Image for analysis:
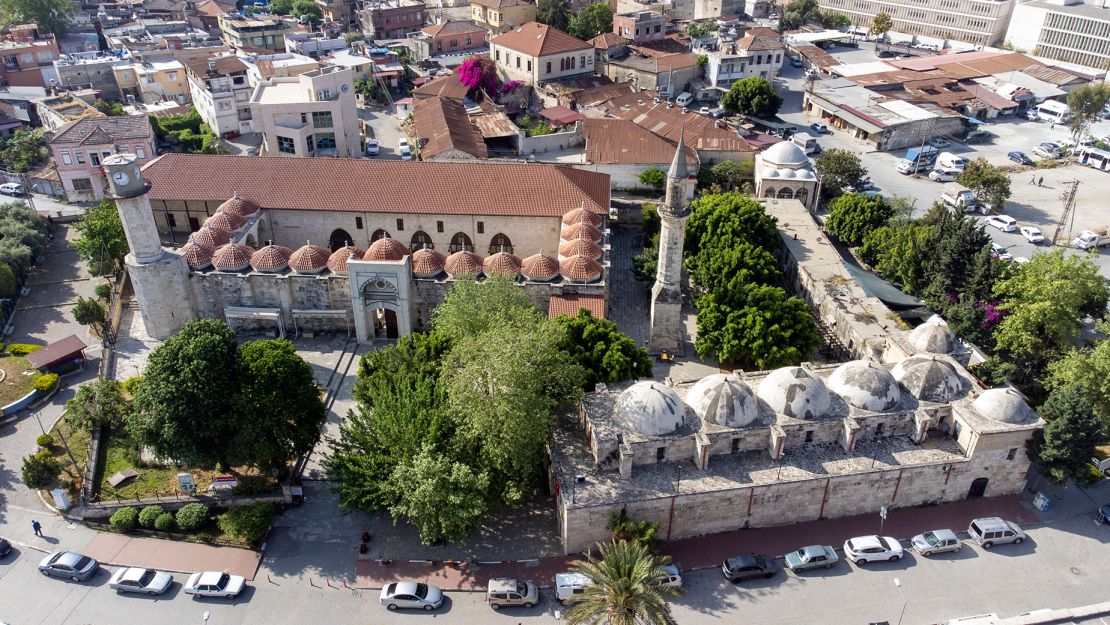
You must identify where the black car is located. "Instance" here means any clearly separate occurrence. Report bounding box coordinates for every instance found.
[1008,151,1034,166]
[722,554,778,582]
[0,538,9,557]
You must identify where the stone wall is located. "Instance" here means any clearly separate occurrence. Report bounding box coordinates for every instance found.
[519,122,584,155]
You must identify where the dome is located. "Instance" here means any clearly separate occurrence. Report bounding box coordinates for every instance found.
[205,211,246,232]
[779,168,797,179]
[189,225,232,249]
[760,167,779,179]
[909,316,957,354]
[483,251,522,277]
[558,238,603,260]
[211,243,255,272]
[444,250,483,277]
[249,244,292,273]
[972,387,1038,425]
[616,381,686,436]
[892,356,965,403]
[795,169,816,180]
[218,193,260,217]
[411,248,446,277]
[560,254,602,282]
[521,252,560,281]
[288,243,330,273]
[326,245,366,273]
[687,373,758,428]
[761,141,809,166]
[828,360,900,412]
[181,240,214,270]
[560,222,602,243]
[562,205,603,227]
[757,366,831,420]
[364,237,411,261]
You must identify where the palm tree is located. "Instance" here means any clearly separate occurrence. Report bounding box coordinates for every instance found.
[565,539,683,625]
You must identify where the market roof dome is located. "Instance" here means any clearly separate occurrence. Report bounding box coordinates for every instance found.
[364,236,411,261]
[289,243,330,273]
[483,251,522,277]
[761,141,809,166]
[560,254,602,283]
[249,244,292,273]
[559,238,603,260]
[562,204,603,227]
[218,192,260,217]
[205,211,246,232]
[828,360,900,412]
[444,250,483,277]
[891,356,965,403]
[189,225,232,249]
[909,316,957,354]
[687,373,758,428]
[326,245,365,273]
[616,381,686,436]
[182,240,214,270]
[211,243,254,272]
[757,366,831,420]
[972,387,1038,425]
[560,222,602,243]
[411,248,446,277]
[521,252,560,281]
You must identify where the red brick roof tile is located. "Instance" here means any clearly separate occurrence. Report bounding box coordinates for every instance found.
[559,254,602,282]
[558,238,602,260]
[548,293,606,319]
[521,252,559,281]
[212,243,255,272]
[182,240,214,269]
[364,237,411,261]
[412,248,446,277]
[218,193,261,217]
[249,244,292,272]
[560,222,602,242]
[189,225,232,248]
[445,250,483,276]
[562,204,603,227]
[206,211,246,232]
[482,251,522,277]
[491,22,590,57]
[326,245,366,273]
[289,243,330,273]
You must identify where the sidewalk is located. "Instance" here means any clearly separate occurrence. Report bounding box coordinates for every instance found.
[78,532,261,579]
[355,494,1034,591]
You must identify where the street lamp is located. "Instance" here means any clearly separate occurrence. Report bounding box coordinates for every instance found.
[893,578,907,625]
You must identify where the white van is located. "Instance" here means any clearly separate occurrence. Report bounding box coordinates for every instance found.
[675,92,694,107]
[1035,100,1071,124]
[554,572,593,604]
[937,151,968,170]
[791,132,818,155]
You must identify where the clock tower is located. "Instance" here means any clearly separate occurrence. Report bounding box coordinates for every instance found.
[103,153,196,339]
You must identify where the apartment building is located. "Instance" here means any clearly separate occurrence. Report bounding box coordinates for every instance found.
[490,22,593,84]
[358,0,426,40]
[700,27,784,91]
[218,13,296,51]
[612,11,666,43]
[113,59,191,105]
[48,116,156,201]
[818,0,1016,47]
[669,0,743,21]
[249,66,360,158]
[52,54,130,100]
[284,31,348,59]
[315,0,357,27]
[0,24,60,88]
[183,54,253,135]
[410,21,489,60]
[1006,0,1110,71]
[34,92,104,133]
[470,0,537,34]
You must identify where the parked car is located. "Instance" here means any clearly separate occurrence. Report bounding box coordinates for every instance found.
[843,535,904,564]
[221,130,240,140]
[0,538,10,558]
[1032,145,1059,160]
[109,567,173,595]
[860,189,883,200]
[927,137,951,149]
[843,178,874,193]
[659,564,682,588]
[184,571,246,598]
[486,578,539,609]
[554,572,593,604]
[0,183,22,196]
[967,517,1026,549]
[398,138,412,160]
[721,554,778,582]
[790,56,803,67]
[1022,109,1040,121]
[365,139,379,156]
[784,545,838,572]
[965,130,993,144]
[985,215,1018,232]
[38,551,99,581]
[1019,226,1045,244]
[912,529,962,556]
[379,581,444,611]
[990,243,1013,261]
[928,168,959,182]
[1007,151,1034,166]
[809,122,828,134]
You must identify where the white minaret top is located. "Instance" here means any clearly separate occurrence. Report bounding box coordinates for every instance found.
[104,153,163,263]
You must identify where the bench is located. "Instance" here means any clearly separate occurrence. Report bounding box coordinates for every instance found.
[107,468,138,488]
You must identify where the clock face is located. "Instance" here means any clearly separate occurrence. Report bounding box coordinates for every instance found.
[111,171,130,187]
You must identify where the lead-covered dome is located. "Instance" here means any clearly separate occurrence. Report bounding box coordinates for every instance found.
[687,373,758,428]
[761,141,809,166]
[364,237,411,261]
[892,356,965,403]
[289,243,330,273]
[828,360,900,412]
[909,316,956,354]
[972,387,1038,425]
[521,252,560,281]
[616,381,686,436]
[249,244,292,273]
[326,245,365,273]
[757,366,831,420]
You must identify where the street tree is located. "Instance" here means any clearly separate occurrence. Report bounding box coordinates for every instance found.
[957,158,1011,209]
[0,200,47,279]
[565,540,682,625]
[821,11,851,28]
[0,128,47,173]
[66,379,129,432]
[0,0,74,36]
[432,276,544,343]
[825,193,893,246]
[568,2,613,40]
[870,12,893,36]
[0,264,16,297]
[21,450,59,490]
[685,192,780,257]
[815,149,867,198]
[1066,82,1110,144]
[639,165,665,193]
[694,283,820,369]
[720,76,783,118]
[536,0,571,31]
[354,77,385,104]
[73,199,128,276]
[1033,385,1106,484]
[387,445,490,545]
[72,296,105,328]
[554,308,652,389]
[1048,320,1110,428]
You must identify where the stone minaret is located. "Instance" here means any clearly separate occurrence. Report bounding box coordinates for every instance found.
[103,154,195,340]
[648,132,691,352]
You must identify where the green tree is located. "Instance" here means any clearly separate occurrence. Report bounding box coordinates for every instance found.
[291,0,321,22]
[66,378,129,432]
[565,540,682,625]
[820,10,851,28]
[815,149,867,198]
[72,297,104,327]
[233,339,327,473]
[0,128,47,173]
[0,0,74,36]
[707,159,753,191]
[0,264,16,297]
[1066,82,1110,145]
[720,76,783,118]
[859,224,936,293]
[554,308,652,389]
[568,3,613,40]
[432,276,544,343]
[920,209,990,306]
[73,199,128,276]
[386,445,490,545]
[685,20,716,39]
[824,193,893,246]
[957,158,1011,209]
[694,284,820,369]
[1033,385,1106,484]
[354,76,385,104]
[269,0,294,13]
[688,240,782,294]
[639,166,666,193]
[217,502,275,543]
[536,0,571,31]
[870,11,893,36]
[93,99,126,116]
[782,0,822,29]
[1048,320,1110,427]
[20,450,59,490]
[0,201,47,279]
[684,192,780,258]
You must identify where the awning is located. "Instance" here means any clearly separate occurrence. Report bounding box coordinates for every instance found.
[26,335,87,370]
[539,106,584,126]
[375,70,399,78]
[843,263,926,310]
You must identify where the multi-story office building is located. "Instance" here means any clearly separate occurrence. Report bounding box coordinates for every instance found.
[817,0,1016,46]
[1006,0,1110,71]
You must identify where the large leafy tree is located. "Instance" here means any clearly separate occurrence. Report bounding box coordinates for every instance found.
[694,283,820,369]
[870,12,893,36]
[0,128,47,173]
[685,20,716,39]
[824,193,893,246]
[387,445,490,545]
[858,223,935,294]
[685,192,780,257]
[73,199,128,277]
[957,158,1011,209]
[555,308,652,389]
[568,2,613,40]
[565,540,682,625]
[1048,321,1110,428]
[93,99,126,116]
[1066,82,1110,145]
[688,240,782,294]
[233,339,326,473]
[815,149,867,198]
[432,276,544,343]
[781,0,821,29]
[66,379,129,432]
[0,200,47,279]
[706,160,753,192]
[1032,385,1106,484]
[720,77,783,118]
[536,0,571,31]
[921,209,991,306]
[0,0,74,36]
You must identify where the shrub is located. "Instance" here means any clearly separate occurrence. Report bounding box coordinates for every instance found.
[1084,463,1105,486]
[95,283,111,300]
[21,449,60,490]
[121,375,143,398]
[154,512,175,531]
[139,505,164,528]
[109,506,139,531]
[36,433,54,448]
[33,373,59,394]
[175,502,209,532]
[217,502,275,544]
[8,343,42,355]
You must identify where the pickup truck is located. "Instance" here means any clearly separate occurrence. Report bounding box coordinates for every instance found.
[941,183,976,209]
[1072,228,1110,250]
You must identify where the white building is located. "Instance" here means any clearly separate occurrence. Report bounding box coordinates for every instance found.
[249,66,360,158]
[490,22,593,84]
[817,0,1016,47]
[699,27,784,92]
[183,54,254,136]
[1005,0,1110,71]
[284,31,349,59]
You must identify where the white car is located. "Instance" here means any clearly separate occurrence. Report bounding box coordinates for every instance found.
[928,169,957,182]
[365,139,379,156]
[380,581,444,611]
[0,182,22,196]
[183,571,245,599]
[109,567,173,595]
[1032,146,1058,159]
[398,138,412,160]
[1019,226,1045,244]
[843,535,904,565]
[985,215,1018,232]
[991,243,1013,261]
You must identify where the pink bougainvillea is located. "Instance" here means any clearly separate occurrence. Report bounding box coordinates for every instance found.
[499,80,523,94]
[456,55,500,94]
[977,300,1009,331]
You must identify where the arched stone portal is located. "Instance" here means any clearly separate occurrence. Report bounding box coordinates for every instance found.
[346,257,413,343]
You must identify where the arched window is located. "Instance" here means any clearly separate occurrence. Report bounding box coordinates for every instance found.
[410,230,433,251]
[449,232,474,253]
[795,188,809,207]
[763,187,776,198]
[488,233,513,255]
[329,228,353,252]
[370,228,390,242]
[777,188,794,199]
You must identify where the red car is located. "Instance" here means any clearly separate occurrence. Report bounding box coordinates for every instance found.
[221,130,240,140]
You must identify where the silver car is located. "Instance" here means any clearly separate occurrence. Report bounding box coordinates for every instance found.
[38,551,99,581]
[379,581,444,611]
[109,567,174,595]
[912,529,962,556]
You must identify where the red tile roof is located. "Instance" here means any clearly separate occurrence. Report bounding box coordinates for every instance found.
[205,211,245,232]
[445,250,483,276]
[562,204,603,227]
[547,293,606,319]
[589,32,628,49]
[422,20,488,38]
[189,226,232,248]
[218,193,260,216]
[559,254,602,282]
[326,245,365,273]
[182,240,214,269]
[50,116,151,145]
[412,248,446,276]
[560,222,602,242]
[364,236,411,260]
[491,22,590,57]
[212,243,254,271]
[558,238,602,260]
[413,96,488,159]
[483,251,522,276]
[142,154,610,218]
[521,252,559,281]
[289,243,330,273]
[250,244,292,272]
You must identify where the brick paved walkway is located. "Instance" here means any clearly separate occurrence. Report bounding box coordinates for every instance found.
[607,221,652,348]
[82,532,261,579]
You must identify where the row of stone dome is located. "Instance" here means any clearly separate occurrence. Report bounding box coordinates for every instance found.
[615,359,1036,437]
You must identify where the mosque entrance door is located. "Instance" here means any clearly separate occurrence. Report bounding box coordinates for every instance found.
[968,477,989,499]
[373,308,399,339]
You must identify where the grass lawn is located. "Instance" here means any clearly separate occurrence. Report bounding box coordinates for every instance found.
[0,356,40,407]
[46,414,90,486]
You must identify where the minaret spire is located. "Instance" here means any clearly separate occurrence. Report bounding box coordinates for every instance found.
[648,134,692,352]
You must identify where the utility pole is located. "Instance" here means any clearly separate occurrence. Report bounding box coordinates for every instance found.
[1052,179,1079,246]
